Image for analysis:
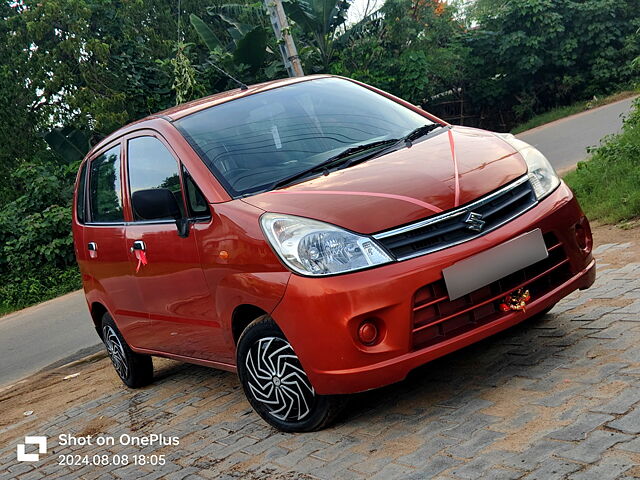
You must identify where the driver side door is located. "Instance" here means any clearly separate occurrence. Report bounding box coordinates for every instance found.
[124,133,223,360]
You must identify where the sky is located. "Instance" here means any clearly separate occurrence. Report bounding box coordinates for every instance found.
[347,0,384,24]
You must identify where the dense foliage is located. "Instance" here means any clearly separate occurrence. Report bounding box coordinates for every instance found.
[0,0,638,312]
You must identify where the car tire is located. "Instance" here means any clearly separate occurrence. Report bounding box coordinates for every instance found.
[101,313,153,388]
[237,315,347,432]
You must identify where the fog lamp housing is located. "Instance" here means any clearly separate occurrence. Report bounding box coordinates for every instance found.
[358,321,379,346]
[575,216,592,253]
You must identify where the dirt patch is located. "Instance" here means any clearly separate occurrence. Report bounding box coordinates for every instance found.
[591,223,640,268]
[0,355,181,445]
[78,416,115,438]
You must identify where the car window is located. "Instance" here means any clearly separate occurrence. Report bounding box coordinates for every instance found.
[127,136,186,221]
[76,161,87,223]
[89,145,124,223]
[183,169,210,217]
[174,77,433,198]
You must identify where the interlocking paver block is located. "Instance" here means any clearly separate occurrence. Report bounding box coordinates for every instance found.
[568,456,634,480]
[591,387,640,415]
[396,435,458,467]
[441,414,500,439]
[607,406,640,434]
[615,436,640,453]
[448,455,510,480]
[547,412,613,441]
[369,462,417,480]
[413,455,462,478]
[521,458,581,480]
[447,429,505,459]
[559,430,633,464]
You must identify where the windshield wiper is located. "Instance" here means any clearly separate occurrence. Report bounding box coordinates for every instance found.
[402,123,444,146]
[338,123,446,170]
[268,124,445,191]
[270,138,400,190]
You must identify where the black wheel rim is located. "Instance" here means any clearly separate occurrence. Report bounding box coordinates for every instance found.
[103,325,129,380]
[245,337,315,422]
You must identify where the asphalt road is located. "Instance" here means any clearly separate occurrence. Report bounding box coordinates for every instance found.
[0,96,636,387]
[516,95,637,172]
[0,291,102,387]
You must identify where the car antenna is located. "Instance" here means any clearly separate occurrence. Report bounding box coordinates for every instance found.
[209,62,249,91]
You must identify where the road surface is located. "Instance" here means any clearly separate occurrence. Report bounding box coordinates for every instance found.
[0,95,637,387]
[0,291,101,387]
[517,95,637,172]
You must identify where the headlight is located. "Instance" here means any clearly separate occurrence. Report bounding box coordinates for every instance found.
[496,134,560,200]
[261,213,393,276]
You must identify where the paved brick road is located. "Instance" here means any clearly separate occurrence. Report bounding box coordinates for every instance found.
[1,242,639,479]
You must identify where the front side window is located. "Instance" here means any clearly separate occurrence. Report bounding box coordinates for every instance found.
[89,145,123,223]
[128,136,185,221]
[175,77,433,198]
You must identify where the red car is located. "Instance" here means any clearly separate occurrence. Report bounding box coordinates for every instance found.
[73,75,595,431]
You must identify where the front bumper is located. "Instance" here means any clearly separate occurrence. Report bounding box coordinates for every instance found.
[271,182,595,395]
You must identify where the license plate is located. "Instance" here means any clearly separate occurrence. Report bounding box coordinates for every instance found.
[443,229,548,300]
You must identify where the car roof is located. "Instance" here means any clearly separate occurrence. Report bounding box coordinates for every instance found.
[86,74,333,158]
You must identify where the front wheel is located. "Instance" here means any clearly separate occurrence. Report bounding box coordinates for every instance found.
[237,316,347,432]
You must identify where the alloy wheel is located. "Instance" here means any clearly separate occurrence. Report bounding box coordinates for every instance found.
[103,325,129,380]
[245,337,315,422]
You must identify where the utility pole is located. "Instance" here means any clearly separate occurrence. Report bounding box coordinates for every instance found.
[264,0,304,77]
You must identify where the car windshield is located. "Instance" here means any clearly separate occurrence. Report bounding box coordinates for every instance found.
[174,77,435,198]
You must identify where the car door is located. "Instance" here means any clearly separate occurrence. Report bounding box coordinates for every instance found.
[83,142,149,348]
[123,133,223,360]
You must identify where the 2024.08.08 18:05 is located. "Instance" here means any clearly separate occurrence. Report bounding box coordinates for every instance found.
[72,75,595,432]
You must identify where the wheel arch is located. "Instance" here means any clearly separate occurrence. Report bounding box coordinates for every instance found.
[89,301,109,339]
[231,304,268,345]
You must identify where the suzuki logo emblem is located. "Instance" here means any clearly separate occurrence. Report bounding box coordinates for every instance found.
[464,212,486,232]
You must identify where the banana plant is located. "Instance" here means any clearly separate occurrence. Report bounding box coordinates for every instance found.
[190,12,268,74]
[283,0,352,72]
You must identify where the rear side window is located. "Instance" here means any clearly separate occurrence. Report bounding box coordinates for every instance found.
[89,145,123,223]
[128,136,185,221]
[76,162,87,223]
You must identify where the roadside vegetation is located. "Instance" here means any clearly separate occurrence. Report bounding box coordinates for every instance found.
[0,0,639,314]
[564,98,640,225]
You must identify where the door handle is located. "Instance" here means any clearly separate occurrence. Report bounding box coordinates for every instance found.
[87,242,97,251]
[130,240,146,253]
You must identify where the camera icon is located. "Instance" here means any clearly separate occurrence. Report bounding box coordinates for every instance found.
[16,436,47,462]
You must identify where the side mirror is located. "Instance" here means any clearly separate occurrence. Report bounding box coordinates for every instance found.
[132,189,180,220]
[131,189,190,238]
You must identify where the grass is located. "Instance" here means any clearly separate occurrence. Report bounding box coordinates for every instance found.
[564,97,640,224]
[511,90,639,134]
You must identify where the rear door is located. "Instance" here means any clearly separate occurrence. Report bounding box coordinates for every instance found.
[83,142,149,347]
[123,133,222,360]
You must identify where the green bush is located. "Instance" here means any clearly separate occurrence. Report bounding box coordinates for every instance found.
[0,157,80,313]
[0,267,80,312]
[564,99,640,223]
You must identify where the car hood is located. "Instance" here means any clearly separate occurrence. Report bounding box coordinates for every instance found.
[242,126,527,234]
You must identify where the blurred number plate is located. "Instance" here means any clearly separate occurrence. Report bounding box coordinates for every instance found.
[443,229,548,301]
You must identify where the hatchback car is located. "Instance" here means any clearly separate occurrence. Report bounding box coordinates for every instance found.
[73,75,595,431]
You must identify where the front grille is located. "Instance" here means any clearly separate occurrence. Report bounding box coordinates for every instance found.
[410,232,571,351]
[374,176,537,261]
